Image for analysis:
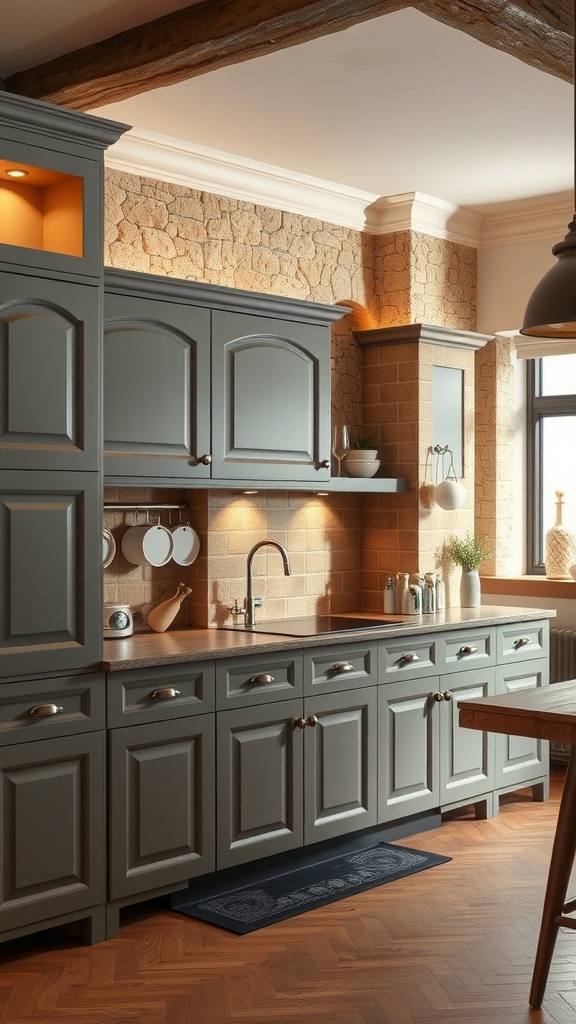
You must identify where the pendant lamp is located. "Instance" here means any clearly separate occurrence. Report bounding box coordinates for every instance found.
[520,0,576,338]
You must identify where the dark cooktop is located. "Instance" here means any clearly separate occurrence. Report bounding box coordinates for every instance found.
[220,614,408,638]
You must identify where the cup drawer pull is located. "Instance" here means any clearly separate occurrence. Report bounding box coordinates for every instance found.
[459,645,478,655]
[331,662,353,673]
[399,653,419,664]
[514,637,531,648]
[248,673,275,685]
[28,703,64,717]
[150,687,181,700]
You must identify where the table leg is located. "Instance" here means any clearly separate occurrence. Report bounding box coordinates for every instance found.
[530,746,576,1008]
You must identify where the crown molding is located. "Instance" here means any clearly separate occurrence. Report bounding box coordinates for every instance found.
[104,128,378,233]
[104,129,571,250]
[476,192,574,248]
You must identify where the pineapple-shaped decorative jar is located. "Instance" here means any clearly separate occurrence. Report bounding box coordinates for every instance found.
[545,491,576,580]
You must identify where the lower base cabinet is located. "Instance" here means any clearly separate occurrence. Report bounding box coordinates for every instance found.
[108,715,215,901]
[217,686,377,869]
[494,659,549,792]
[378,668,495,822]
[0,731,105,934]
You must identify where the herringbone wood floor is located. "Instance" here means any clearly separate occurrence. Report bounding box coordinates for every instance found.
[1,770,576,1024]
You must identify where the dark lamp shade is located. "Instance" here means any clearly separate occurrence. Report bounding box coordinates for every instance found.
[520,221,576,337]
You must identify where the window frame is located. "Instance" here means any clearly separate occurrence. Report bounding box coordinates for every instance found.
[526,358,576,573]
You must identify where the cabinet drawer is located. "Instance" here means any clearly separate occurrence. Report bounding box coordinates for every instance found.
[378,634,440,682]
[496,620,549,664]
[106,661,215,727]
[216,653,303,709]
[0,673,105,745]
[440,627,496,674]
[303,642,378,695]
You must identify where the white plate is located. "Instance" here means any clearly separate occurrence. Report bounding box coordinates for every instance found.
[171,525,200,566]
[102,527,116,568]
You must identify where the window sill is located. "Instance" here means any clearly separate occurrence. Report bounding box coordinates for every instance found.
[480,576,576,600]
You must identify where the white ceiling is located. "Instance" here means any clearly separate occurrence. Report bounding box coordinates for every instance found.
[2,1,574,212]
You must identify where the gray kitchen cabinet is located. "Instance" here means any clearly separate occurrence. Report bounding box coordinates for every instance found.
[0,272,101,473]
[0,93,127,682]
[216,685,377,869]
[494,658,549,794]
[378,667,496,823]
[377,624,499,823]
[108,715,215,903]
[211,309,331,482]
[106,661,216,936]
[103,274,212,481]
[0,672,106,943]
[377,674,441,822]
[103,269,343,486]
[0,470,102,677]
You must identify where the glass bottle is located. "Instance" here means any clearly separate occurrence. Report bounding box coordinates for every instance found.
[424,572,436,613]
[396,573,410,614]
[384,575,396,613]
[435,572,446,611]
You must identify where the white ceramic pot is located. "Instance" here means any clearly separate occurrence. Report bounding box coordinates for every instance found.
[121,524,174,566]
[345,450,380,478]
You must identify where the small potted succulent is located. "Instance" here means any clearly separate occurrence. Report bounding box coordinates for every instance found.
[345,431,380,478]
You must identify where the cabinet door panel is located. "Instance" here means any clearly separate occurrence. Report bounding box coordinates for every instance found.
[217,700,303,869]
[0,471,101,677]
[304,687,377,843]
[378,679,440,822]
[103,287,211,481]
[440,668,495,807]
[0,731,104,932]
[494,660,549,790]
[109,715,215,899]
[212,311,330,481]
[0,273,100,471]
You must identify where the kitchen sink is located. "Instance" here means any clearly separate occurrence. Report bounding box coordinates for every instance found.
[219,614,409,637]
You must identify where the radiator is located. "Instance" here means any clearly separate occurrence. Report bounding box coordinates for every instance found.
[550,628,576,764]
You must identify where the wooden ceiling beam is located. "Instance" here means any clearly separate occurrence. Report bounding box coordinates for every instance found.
[3,0,572,113]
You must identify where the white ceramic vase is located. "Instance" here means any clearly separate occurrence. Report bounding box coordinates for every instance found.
[460,569,481,609]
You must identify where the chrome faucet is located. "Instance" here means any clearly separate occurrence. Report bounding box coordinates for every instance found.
[245,539,291,627]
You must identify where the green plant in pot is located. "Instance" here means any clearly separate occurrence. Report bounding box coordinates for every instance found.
[447,533,491,608]
[345,431,380,478]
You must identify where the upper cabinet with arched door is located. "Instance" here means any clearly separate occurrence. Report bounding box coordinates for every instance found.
[103,270,345,487]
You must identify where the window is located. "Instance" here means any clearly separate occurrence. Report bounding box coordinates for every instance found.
[527,355,576,573]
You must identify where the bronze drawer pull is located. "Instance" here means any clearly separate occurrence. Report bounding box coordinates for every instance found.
[399,653,419,664]
[433,692,444,702]
[331,662,353,673]
[248,673,275,685]
[307,714,318,727]
[459,645,478,655]
[443,690,453,701]
[294,716,308,729]
[198,454,212,465]
[150,687,181,700]
[28,703,64,717]
[514,637,531,648]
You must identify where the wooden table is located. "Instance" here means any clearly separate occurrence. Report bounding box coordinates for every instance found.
[459,679,576,1008]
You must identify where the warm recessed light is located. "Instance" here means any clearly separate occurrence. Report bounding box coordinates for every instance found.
[242,490,258,495]
[5,168,28,178]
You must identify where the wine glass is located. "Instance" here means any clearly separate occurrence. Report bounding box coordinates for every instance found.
[332,424,350,476]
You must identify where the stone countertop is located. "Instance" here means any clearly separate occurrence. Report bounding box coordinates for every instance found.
[102,605,555,671]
